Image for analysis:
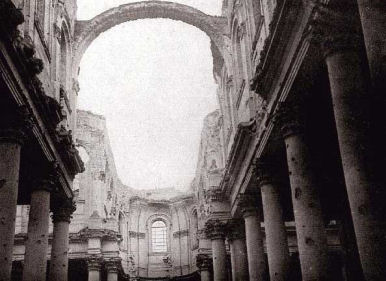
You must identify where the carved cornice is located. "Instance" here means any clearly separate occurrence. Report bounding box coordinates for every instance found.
[226,219,245,241]
[196,254,212,271]
[129,231,146,239]
[309,1,361,58]
[274,102,304,138]
[72,227,122,242]
[51,196,76,223]
[173,229,189,238]
[204,219,227,240]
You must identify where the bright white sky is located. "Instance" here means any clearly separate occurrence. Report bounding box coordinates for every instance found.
[77,1,222,190]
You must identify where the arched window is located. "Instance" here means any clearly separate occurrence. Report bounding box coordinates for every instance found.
[151,220,167,252]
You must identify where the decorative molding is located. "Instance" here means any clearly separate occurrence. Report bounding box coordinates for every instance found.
[173,229,189,238]
[226,219,245,241]
[309,1,361,58]
[129,231,146,239]
[72,227,122,242]
[51,196,76,223]
[196,253,212,271]
[204,219,227,240]
[105,257,122,273]
[274,101,304,138]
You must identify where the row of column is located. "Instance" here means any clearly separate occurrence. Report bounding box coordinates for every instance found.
[87,258,121,281]
[200,2,386,281]
[0,128,75,281]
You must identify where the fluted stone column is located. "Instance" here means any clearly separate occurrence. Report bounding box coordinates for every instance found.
[0,130,24,281]
[105,259,120,281]
[196,254,212,281]
[48,197,76,281]
[313,5,386,279]
[205,220,228,281]
[238,194,266,281]
[87,258,102,281]
[227,220,249,281]
[256,162,290,281]
[22,180,53,281]
[276,104,329,281]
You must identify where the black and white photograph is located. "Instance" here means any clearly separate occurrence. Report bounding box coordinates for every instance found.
[0,0,385,280]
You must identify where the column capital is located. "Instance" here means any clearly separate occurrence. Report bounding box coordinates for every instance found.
[51,196,76,223]
[274,102,304,138]
[254,158,279,187]
[204,219,227,240]
[237,193,258,218]
[87,256,102,271]
[105,257,121,273]
[310,1,361,57]
[196,254,212,271]
[226,219,246,241]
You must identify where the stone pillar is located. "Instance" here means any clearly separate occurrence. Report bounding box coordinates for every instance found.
[196,254,212,281]
[87,258,102,281]
[238,195,266,281]
[22,180,53,281]
[48,197,76,281]
[227,220,249,281]
[256,162,290,281]
[205,220,228,281]
[105,259,120,281]
[355,0,386,92]
[276,104,329,281]
[0,130,24,281]
[313,5,386,280]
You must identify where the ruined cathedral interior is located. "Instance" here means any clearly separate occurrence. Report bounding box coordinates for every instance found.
[1,0,386,280]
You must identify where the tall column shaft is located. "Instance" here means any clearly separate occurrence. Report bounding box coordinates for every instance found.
[229,238,248,281]
[49,221,69,280]
[200,271,210,281]
[326,48,386,280]
[355,0,386,90]
[49,198,75,281]
[284,132,329,280]
[22,186,51,281]
[0,133,23,281]
[243,213,266,281]
[212,239,227,281]
[260,182,290,281]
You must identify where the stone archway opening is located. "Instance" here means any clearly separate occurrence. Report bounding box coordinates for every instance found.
[72,1,230,76]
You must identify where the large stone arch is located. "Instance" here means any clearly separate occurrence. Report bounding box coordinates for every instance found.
[72,1,231,75]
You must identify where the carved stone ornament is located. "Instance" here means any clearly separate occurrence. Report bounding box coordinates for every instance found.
[51,196,76,223]
[226,219,246,241]
[274,101,304,138]
[105,257,121,273]
[204,219,227,240]
[0,0,24,39]
[309,1,361,58]
[87,256,102,271]
[196,253,212,271]
[75,227,122,241]
[237,193,258,217]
